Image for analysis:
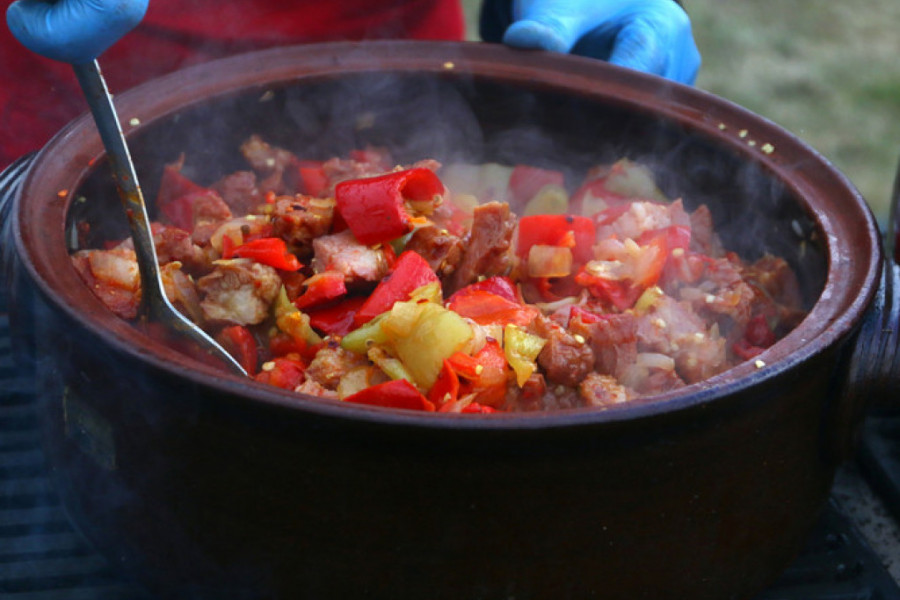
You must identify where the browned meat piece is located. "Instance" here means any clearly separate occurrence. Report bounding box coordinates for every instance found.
[636,295,728,384]
[679,255,756,330]
[569,311,638,379]
[183,190,234,248]
[305,342,369,390]
[71,248,141,319]
[579,373,631,409]
[446,201,515,293]
[271,195,335,257]
[689,204,725,257]
[404,225,463,277]
[196,258,281,325]
[115,224,207,273]
[743,255,806,330]
[530,315,594,387]
[240,135,297,194]
[212,170,261,215]
[294,378,339,400]
[312,229,389,287]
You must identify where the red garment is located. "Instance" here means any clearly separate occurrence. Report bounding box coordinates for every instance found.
[0,0,465,167]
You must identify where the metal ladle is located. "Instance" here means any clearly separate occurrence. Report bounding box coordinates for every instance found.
[72,60,248,376]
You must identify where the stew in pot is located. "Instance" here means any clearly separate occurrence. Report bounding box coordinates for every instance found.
[69,136,807,412]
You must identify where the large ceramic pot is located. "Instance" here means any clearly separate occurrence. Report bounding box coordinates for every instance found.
[1,41,896,600]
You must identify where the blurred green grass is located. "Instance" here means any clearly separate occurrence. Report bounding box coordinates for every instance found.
[464,0,900,224]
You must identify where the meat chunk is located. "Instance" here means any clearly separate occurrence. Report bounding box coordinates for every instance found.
[271,195,335,257]
[636,295,727,383]
[71,248,141,319]
[305,342,369,391]
[240,135,297,194]
[531,315,594,387]
[568,311,637,379]
[579,373,631,409]
[403,224,463,277]
[446,201,515,293]
[196,259,281,325]
[212,170,261,215]
[312,229,389,288]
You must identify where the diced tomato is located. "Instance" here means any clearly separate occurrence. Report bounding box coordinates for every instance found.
[230,237,302,271]
[254,357,306,390]
[428,359,460,408]
[353,250,439,326]
[306,295,367,337]
[517,214,596,264]
[343,379,436,411]
[216,325,259,375]
[294,271,348,310]
[446,289,538,327]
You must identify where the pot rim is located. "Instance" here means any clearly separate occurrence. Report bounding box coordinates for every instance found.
[12,40,882,429]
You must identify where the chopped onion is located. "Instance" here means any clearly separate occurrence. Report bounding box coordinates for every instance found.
[528,244,573,278]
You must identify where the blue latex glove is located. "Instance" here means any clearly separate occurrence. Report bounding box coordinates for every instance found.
[482,0,701,85]
[6,0,147,63]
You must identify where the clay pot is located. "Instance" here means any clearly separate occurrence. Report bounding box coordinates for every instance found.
[1,41,894,599]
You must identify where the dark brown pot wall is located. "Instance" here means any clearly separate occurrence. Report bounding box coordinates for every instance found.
[37,293,845,599]
[4,41,887,599]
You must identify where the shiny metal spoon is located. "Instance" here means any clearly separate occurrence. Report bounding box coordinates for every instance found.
[72,60,248,376]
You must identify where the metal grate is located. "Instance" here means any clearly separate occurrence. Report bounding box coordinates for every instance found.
[0,314,152,599]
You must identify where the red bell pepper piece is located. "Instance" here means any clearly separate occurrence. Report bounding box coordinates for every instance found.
[293,271,348,310]
[353,250,439,326]
[428,359,460,408]
[306,295,367,337]
[517,214,596,264]
[447,275,520,304]
[216,325,259,375]
[254,357,306,390]
[343,379,436,411]
[335,168,443,246]
[507,164,565,209]
[230,237,302,271]
[446,290,538,327]
[450,340,509,408]
[268,332,308,358]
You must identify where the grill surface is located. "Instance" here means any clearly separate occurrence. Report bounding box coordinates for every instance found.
[0,312,898,599]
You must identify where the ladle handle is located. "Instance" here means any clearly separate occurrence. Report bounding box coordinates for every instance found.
[72,61,161,301]
[72,61,247,376]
